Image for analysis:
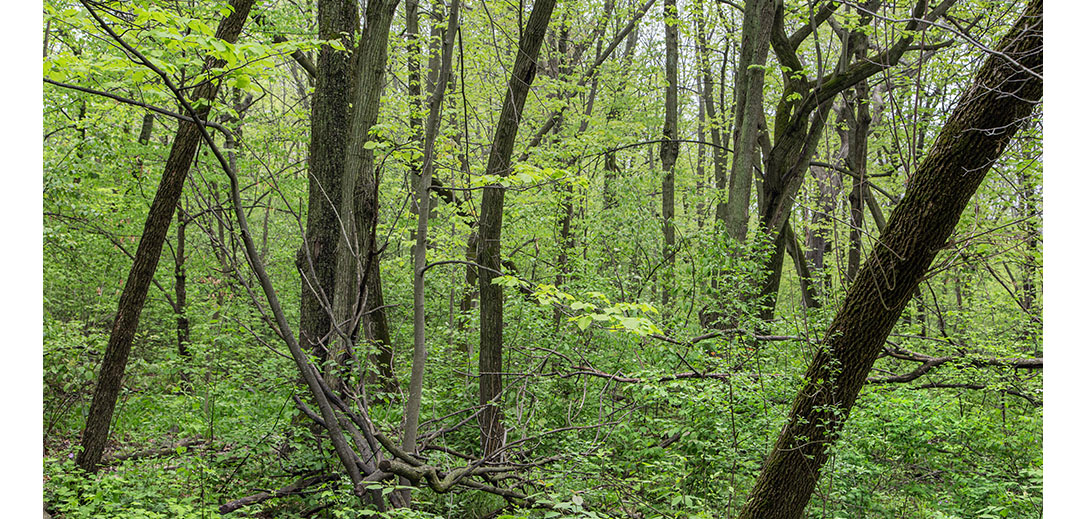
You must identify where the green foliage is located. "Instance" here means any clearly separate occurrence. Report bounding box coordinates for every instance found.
[42,0,1042,517]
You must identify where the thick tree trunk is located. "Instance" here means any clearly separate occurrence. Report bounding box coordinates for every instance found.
[298,0,358,363]
[355,0,402,390]
[476,0,556,459]
[76,0,254,474]
[327,0,400,391]
[736,3,1041,517]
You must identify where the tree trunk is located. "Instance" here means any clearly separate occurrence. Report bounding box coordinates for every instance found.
[174,205,189,357]
[845,77,871,282]
[477,0,557,459]
[602,24,640,211]
[724,0,774,243]
[694,0,727,227]
[737,3,1041,516]
[137,113,154,145]
[298,0,358,364]
[328,0,401,391]
[76,0,255,474]
[659,0,679,309]
[755,0,956,320]
[402,1,460,503]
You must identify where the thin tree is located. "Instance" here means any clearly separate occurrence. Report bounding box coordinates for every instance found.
[659,0,679,308]
[403,0,461,503]
[477,0,558,458]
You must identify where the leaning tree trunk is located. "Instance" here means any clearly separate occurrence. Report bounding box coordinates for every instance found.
[476,0,557,459]
[737,2,1041,517]
[76,0,255,474]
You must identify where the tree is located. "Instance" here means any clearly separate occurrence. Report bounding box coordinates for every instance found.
[476,0,557,458]
[737,2,1041,516]
[659,0,679,309]
[298,0,357,366]
[75,0,255,474]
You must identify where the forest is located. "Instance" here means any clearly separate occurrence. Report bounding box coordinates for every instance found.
[41,0,1043,517]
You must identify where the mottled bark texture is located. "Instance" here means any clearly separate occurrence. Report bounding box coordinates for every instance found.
[326,0,400,392]
[477,0,557,459]
[298,0,358,363]
[352,0,402,391]
[737,2,1041,517]
[77,0,255,474]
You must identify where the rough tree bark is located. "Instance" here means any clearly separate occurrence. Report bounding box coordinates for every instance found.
[76,0,255,474]
[350,0,403,392]
[476,0,557,459]
[298,0,358,365]
[325,0,400,393]
[736,2,1041,517]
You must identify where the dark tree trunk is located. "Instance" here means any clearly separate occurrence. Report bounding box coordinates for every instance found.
[845,77,871,283]
[298,0,358,363]
[138,113,154,145]
[175,206,189,357]
[784,222,819,308]
[737,3,1041,517]
[806,163,841,292]
[76,0,255,474]
[476,0,556,459]
[363,263,397,391]
[659,0,679,309]
[1018,170,1039,312]
[348,0,402,391]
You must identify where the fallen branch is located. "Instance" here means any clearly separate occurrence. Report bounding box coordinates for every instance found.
[565,366,775,384]
[219,473,337,514]
[102,437,204,465]
[911,382,1042,407]
[868,346,1042,384]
